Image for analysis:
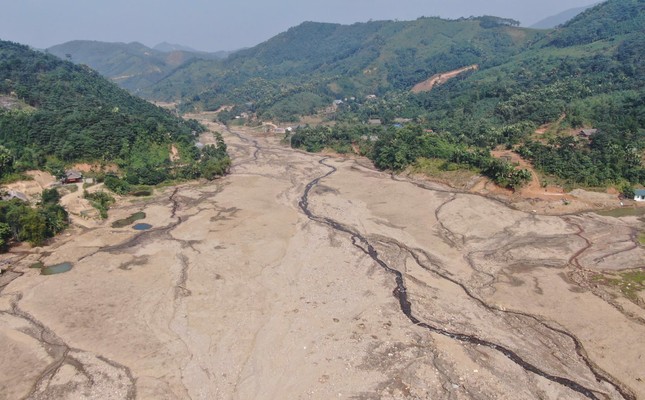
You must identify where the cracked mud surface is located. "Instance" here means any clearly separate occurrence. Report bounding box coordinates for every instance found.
[1,118,644,399]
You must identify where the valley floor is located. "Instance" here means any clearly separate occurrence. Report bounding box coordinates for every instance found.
[1,118,644,399]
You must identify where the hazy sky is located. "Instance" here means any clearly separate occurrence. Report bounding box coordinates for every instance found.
[1,0,598,52]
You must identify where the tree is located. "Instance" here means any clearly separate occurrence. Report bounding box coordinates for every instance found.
[0,222,11,250]
[104,175,131,195]
[41,188,60,205]
[0,145,13,178]
[19,211,47,245]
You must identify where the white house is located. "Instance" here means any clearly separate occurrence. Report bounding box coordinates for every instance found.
[634,189,645,202]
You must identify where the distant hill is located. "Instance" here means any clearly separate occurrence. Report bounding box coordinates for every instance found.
[47,40,227,92]
[153,41,198,52]
[544,0,644,47]
[530,4,597,29]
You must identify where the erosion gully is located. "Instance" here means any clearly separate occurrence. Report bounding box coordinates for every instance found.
[298,157,634,400]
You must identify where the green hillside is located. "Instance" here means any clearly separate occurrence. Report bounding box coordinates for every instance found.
[544,0,644,47]
[47,40,225,92]
[0,40,229,186]
[289,0,645,189]
[143,16,539,117]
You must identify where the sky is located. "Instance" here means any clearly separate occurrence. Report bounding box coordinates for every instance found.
[1,0,598,52]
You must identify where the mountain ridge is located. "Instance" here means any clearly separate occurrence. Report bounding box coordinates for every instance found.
[153,41,198,52]
[530,4,598,29]
[47,40,229,92]
[142,15,537,114]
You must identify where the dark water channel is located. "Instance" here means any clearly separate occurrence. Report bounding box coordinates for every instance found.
[298,158,632,400]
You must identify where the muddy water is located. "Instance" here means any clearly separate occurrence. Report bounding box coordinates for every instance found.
[40,262,73,275]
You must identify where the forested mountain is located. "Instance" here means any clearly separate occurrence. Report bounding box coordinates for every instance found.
[288,0,645,189]
[47,40,226,92]
[142,15,537,117]
[0,40,229,186]
[529,4,596,29]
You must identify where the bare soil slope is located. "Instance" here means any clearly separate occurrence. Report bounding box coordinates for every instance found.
[411,65,479,93]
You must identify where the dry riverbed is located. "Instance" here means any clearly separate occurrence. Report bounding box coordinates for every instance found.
[1,119,644,400]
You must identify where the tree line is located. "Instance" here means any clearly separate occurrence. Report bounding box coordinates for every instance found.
[0,188,68,250]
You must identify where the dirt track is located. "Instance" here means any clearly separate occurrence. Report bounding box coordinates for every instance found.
[1,119,644,399]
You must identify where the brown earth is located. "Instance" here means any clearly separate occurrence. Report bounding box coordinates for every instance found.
[411,65,479,93]
[483,149,631,215]
[0,116,644,399]
[2,171,56,202]
[71,163,119,173]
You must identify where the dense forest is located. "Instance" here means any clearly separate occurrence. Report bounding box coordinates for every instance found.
[0,40,230,187]
[0,188,68,249]
[291,124,533,189]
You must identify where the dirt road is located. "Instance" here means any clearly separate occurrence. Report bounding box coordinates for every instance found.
[1,120,644,399]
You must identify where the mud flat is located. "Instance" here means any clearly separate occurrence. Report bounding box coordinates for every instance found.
[1,119,643,399]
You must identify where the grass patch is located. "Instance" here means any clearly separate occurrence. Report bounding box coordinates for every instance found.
[84,190,115,219]
[0,173,33,184]
[410,158,480,188]
[639,232,645,246]
[592,270,645,302]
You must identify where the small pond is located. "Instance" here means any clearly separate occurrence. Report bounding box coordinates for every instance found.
[112,212,147,228]
[133,223,153,231]
[41,262,73,275]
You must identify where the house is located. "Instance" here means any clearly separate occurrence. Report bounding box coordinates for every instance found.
[578,129,598,139]
[634,189,645,202]
[63,170,83,184]
[368,118,382,126]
